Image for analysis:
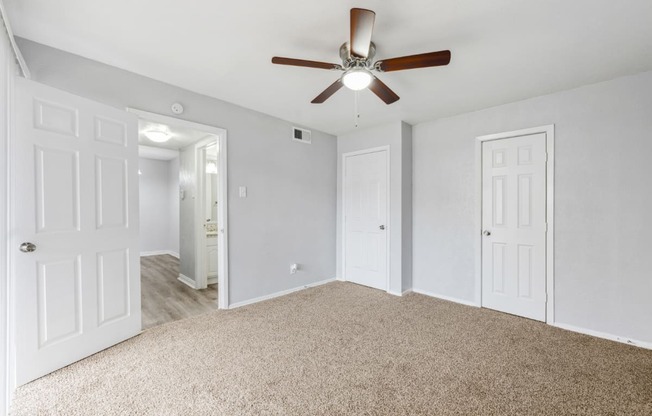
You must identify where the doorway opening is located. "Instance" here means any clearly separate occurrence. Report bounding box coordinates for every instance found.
[131,109,228,329]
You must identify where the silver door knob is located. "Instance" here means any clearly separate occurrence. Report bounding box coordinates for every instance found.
[483,230,491,237]
[379,225,385,230]
[19,242,37,253]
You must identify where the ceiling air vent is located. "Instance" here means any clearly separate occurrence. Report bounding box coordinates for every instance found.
[292,127,311,144]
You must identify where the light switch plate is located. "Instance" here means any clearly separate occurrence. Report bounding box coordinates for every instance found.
[239,186,247,198]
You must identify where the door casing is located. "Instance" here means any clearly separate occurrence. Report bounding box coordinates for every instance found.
[193,137,222,290]
[127,108,229,309]
[341,145,391,292]
[1,44,16,416]
[475,125,555,323]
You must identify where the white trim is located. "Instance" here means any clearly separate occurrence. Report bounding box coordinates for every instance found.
[193,136,215,291]
[140,250,179,258]
[177,274,197,289]
[475,125,555,323]
[0,0,30,78]
[229,278,336,309]
[126,108,226,136]
[6,60,17,412]
[341,145,391,293]
[126,108,229,310]
[218,131,229,309]
[545,127,555,324]
[552,322,652,351]
[388,289,412,296]
[1,32,14,416]
[412,288,480,308]
[207,277,217,285]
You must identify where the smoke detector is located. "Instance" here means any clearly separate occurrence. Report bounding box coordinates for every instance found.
[171,102,184,114]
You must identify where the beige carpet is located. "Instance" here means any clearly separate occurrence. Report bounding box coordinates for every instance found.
[11,282,652,415]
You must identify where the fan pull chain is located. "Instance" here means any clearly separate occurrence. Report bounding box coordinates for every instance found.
[354,90,360,128]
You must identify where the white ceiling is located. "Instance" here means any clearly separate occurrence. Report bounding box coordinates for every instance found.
[6,1,652,135]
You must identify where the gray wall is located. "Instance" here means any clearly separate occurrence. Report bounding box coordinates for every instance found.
[17,38,337,305]
[413,70,652,343]
[138,157,179,255]
[336,121,413,295]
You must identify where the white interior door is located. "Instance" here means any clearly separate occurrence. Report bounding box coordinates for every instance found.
[481,133,547,321]
[343,148,388,291]
[12,78,141,385]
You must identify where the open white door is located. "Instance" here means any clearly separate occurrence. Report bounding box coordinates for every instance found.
[11,78,141,385]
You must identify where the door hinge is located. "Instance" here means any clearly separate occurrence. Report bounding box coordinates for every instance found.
[545,223,548,232]
[545,153,549,162]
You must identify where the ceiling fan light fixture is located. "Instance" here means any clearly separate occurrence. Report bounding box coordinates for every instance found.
[144,130,171,143]
[342,68,372,91]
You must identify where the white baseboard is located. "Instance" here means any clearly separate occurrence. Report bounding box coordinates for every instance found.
[388,289,412,296]
[414,288,651,350]
[412,287,480,307]
[207,277,217,285]
[229,278,336,309]
[177,274,197,289]
[552,322,652,350]
[141,250,179,258]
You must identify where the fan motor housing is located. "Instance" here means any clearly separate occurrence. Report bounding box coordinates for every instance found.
[340,42,376,69]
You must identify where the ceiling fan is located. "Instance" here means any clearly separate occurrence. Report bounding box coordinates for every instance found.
[271,8,451,105]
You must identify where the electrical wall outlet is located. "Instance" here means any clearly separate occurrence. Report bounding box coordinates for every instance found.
[290,263,298,274]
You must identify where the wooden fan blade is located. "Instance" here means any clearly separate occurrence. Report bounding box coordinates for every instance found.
[376,50,451,72]
[368,76,400,105]
[311,79,344,104]
[350,8,376,58]
[272,57,341,70]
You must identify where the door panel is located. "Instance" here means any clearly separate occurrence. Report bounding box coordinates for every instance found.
[95,156,128,229]
[13,78,141,385]
[343,149,388,291]
[35,147,80,232]
[97,249,130,326]
[37,256,82,347]
[481,133,546,321]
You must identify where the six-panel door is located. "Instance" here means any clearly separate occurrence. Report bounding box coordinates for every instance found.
[13,78,141,385]
[481,133,547,321]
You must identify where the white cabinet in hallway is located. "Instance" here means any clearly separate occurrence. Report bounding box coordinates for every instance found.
[206,223,218,284]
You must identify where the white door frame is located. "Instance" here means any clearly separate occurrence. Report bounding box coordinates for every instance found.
[1,47,16,416]
[193,137,219,290]
[126,109,229,309]
[475,125,555,323]
[341,145,391,292]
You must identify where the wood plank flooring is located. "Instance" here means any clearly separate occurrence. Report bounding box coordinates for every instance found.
[141,254,218,329]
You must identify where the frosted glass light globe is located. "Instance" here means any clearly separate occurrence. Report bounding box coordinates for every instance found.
[342,69,372,91]
[144,130,171,143]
